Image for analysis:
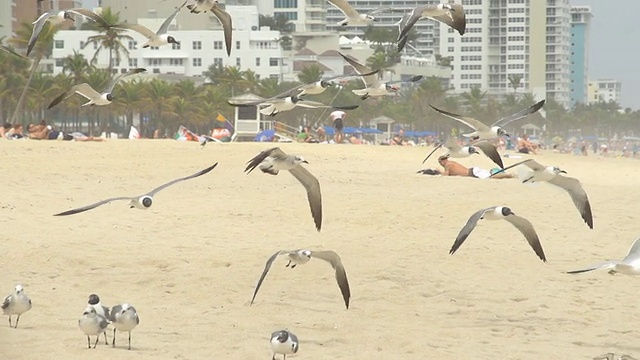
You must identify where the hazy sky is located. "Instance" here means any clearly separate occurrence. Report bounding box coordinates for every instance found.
[80,0,636,109]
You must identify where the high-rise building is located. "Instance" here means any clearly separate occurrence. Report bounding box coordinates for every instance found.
[227,0,328,33]
[439,0,573,109]
[4,0,81,40]
[588,79,622,104]
[569,5,592,108]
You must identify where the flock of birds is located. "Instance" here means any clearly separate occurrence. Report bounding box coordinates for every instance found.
[2,1,635,358]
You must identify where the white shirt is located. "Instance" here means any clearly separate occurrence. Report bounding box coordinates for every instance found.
[330,111,346,121]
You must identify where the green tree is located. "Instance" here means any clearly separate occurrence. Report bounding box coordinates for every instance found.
[366,52,395,80]
[82,7,133,73]
[297,64,323,84]
[508,74,523,94]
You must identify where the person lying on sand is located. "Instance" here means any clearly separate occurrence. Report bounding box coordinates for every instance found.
[417,155,514,179]
[27,124,105,142]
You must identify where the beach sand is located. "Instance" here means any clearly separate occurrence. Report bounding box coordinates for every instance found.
[1,140,639,359]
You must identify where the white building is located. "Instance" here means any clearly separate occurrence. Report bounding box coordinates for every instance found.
[588,79,622,105]
[227,0,328,33]
[50,6,284,80]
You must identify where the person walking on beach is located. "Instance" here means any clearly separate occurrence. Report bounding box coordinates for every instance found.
[330,110,346,144]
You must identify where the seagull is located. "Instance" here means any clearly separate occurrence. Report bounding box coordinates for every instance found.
[340,52,422,99]
[53,162,218,216]
[278,70,379,98]
[115,0,187,48]
[87,294,110,345]
[27,10,74,56]
[78,307,109,349]
[251,249,351,309]
[2,285,32,329]
[593,353,638,360]
[109,303,140,350]
[450,206,546,262]
[271,329,299,360]
[186,1,233,56]
[490,159,593,229]
[244,148,322,231]
[429,100,546,140]
[422,138,504,168]
[567,236,640,275]
[397,3,466,52]
[228,95,359,117]
[47,68,147,109]
[327,0,389,26]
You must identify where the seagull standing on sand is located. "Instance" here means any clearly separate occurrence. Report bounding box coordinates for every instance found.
[251,249,351,309]
[115,1,187,48]
[87,294,110,345]
[450,206,547,262]
[271,330,299,360]
[430,100,546,140]
[109,303,140,350]
[490,159,593,229]
[423,138,504,169]
[327,0,388,26]
[567,236,640,275]
[53,162,218,216]
[245,148,322,231]
[2,285,32,329]
[397,4,466,51]
[78,307,109,349]
[186,1,233,56]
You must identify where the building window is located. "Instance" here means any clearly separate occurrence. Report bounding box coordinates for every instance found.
[172,43,181,50]
[236,41,240,50]
[54,40,64,49]
[79,41,85,49]
[236,57,241,66]
[255,57,260,66]
[169,58,183,66]
[213,41,223,50]
[274,0,297,8]
[193,58,202,67]
[128,41,137,50]
[214,58,222,66]
[269,58,278,66]
[274,11,298,20]
[129,58,138,67]
[193,41,202,50]
[55,59,64,67]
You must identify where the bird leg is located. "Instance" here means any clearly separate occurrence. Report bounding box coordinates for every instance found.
[103,330,109,345]
[14,315,20,328]
[93,335,99,348]
[128,331,132,350]
[608,269,617,275]
[7,315,12,328]
[86,336,91,349]
[360,94,369,100]
[522,176,534,183]
[285,260,292,267]
[112,328,117,347]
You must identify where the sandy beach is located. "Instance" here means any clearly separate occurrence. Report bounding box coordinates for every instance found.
[1,139,639,359]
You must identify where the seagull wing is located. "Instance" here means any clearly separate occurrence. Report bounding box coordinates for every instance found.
[623,236,640,260]
[422,143,445,164]
[429,3,466,36]
[429,104,490,132]
[27,11,53,57]
[503,214,546,262]
[489,159,538,177]
[244,147,287,174]
[492,100,546,128]
[397,5,428,43]
[388,75,423,85]
[289,165,323,232]
[108,304,122,322]
[211,4,233,56]
[104,67,147,93]
[0,45,25,58]
[250,250,288,305]
[546,175,593,229]
[115,23,157,39]
[1,294,11,310]
[68,8,110,28]
[339,52,378,87]
[53,197,135,216]
[327,0,360,18]
[146,162,218,196]
[48,83,101,109]
[311,250,351,309]
[157,0,187,35]
[450,207,493,255]
[473,140,504,169]
[294,100,333,109]
[566,261,618,274]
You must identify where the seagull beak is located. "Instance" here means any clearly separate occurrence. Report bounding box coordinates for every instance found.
[560,170,567,174]
[504,133,510,138]
[391,84,400,91]
[302,160,309,164]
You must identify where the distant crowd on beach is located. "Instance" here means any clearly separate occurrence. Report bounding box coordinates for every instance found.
[0,120,104,142]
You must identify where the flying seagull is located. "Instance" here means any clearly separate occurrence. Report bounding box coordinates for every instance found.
[251,249,351,309]
[0,45,25,58]
[109,303,140,350]
[271,330,299,360]
[27,10,74,56]
[87,294,110,345]
[244,148,322,231]
[340,52,422,99]
[78,307,109,349]
[430,100,546,140]
[115,1,187,48]
[450,206,546,262]
[186,1,233,56]
[228,95,359,117]
[48,68,147,109]
[397,4,466,52]
[490,159,593,229]
[422,138,504,169]
[327,0,390,26]
[567,236,640,276]
[2,285,32,329]
[277,70,379,98]
[53,162,218,216]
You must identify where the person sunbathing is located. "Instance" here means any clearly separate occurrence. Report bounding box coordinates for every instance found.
[417,155,514,179]
[27,124,104,141]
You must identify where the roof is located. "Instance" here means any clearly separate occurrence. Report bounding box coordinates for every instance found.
[294,48,317,56]
[318,49,342,57]
[293,60,332,72]
[228,93,264,102]
[369,116,395,124]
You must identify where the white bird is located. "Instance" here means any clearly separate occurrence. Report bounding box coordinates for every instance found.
[109,303,140,350]
[339,52,422,99]
[229,95,359,117]
[251,249,351,309]
[271,330,299,360]
[115,1,187,48]
[397,3,466,52]
[450,206,546,262]
[53,162,218,216]
[47,68,146,109]
[78,306,109,349]
[27,10,74,56]
[277,70,379,98]
[87,294,110,345]
[491,159,593,229]
[245,148,322,231]
[327,0,389,26]
[2,285,32,329]
[567,236,640,275]
[423,138,504,168]
[186,1,233,56]
[430,100,546,140]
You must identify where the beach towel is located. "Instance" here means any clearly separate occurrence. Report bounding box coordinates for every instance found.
[128,126,140,139]
[175,125,203,142]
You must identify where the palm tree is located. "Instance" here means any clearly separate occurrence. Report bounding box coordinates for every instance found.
[242,69,260,93]
[508,74,523,94]
[62,50,92,83]
[27,72,57,121]
[220,66,248,96]
[258,77,280,98]
[203,63,225,85]
[297,64,323,84]
[366,52,394,80]
[144,78,176,137]
[113,79,145,130]
[0,45,29,120]
[82,7,133,73]
[460,87,486,115]
[83,68,111,134]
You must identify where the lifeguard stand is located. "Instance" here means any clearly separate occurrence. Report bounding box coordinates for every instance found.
[229,93,268,141]
[368,115,396,144]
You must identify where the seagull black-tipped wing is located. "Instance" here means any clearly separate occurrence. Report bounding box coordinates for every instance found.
[473,141,504,169]
[68,8,110,28]
[158,0,187,35]
[250,250,287,305]
[422,143,444,164]
[429,104,490,132]
[566,261,617,274]
[53,197,135,216]
[211,4,233,56]
[397,5,428,45]
[547,175,593,229]
[146,162,218,196]
[27,12,53,57]
[105,68,147,93]
[489,159,538,177]
[503,214,546,262]
[450,207,492,255]
[311,250,350,309]
[492,100,546,128]
[244,147,287,174]
[289,165,323,232]
[48,83,101,110]
[430,3,466,36]
[339,52,379,87]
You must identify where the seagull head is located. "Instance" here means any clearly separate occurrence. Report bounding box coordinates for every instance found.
[88,294,100,305]
[439,3,454,11]
[167,36,180,45]
[120,304,134,315]
[467,146,480,155]
[300,250,312,259]
[62,11,75,21]
[15,285,24,294]
[275,331,289,343]
[83,307,97,316]
[106,93,113,102]
[293,155,308,165]
[386,83,400,92]
[552,166,567,174]
[494,127,509,138]
[499,206,514,217]
[319,80,333,89]
[365,14,378,22]
[140,196,153,208]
